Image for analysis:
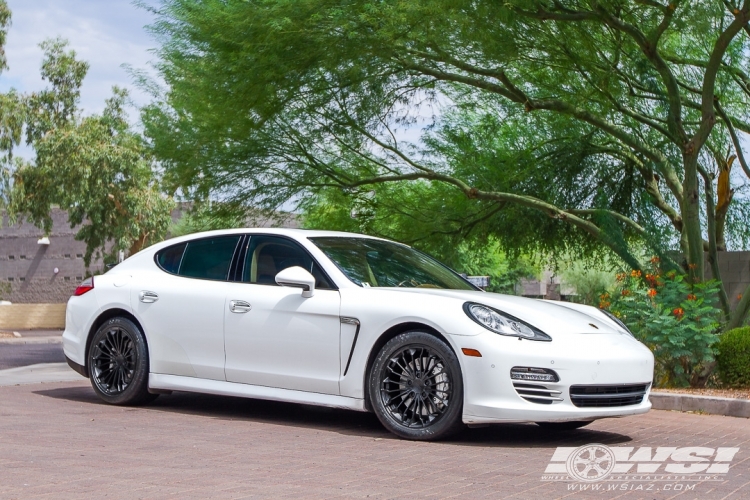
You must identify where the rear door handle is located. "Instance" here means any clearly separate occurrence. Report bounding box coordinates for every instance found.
[139,291,159,303]
[229,300,252,313]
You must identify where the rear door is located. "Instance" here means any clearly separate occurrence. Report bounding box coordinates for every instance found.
[132,235,241,380]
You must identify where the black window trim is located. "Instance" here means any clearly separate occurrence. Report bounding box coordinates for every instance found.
[238,233,338,291]
[154,234,243,282]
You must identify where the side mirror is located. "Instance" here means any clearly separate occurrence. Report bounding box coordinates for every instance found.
[275,266,316,298]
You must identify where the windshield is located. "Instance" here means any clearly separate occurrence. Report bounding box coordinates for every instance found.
[310,237,476,290]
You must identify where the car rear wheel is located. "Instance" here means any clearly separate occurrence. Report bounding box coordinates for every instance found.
[536,421,593,430]
[369,331,464,440]
[88,317,157,405]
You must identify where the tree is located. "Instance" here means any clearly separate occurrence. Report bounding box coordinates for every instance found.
[2,37,173,266]
[145,0,750,327]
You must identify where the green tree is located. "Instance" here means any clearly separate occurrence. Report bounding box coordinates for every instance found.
[2,37,173,265]
[145,0,750,328]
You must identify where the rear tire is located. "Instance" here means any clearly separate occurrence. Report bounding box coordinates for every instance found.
[369,331,464,441]
[88,317,157,406]
[536,421,592,430]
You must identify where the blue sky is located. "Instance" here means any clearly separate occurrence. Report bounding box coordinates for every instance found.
[0,0,158,118]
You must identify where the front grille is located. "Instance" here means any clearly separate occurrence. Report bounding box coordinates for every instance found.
[513,382,563,405]
[569,383,650,408]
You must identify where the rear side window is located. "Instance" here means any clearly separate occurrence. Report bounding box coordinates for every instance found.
[179,236,241,281]
[156,243,186,274]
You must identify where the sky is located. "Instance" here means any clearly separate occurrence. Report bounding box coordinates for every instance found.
[0,0,159,119]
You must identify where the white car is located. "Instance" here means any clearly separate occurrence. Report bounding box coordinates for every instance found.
[63,229,654,440]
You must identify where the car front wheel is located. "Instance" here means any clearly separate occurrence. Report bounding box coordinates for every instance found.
[88,317,156,405]
[369,331,464,440]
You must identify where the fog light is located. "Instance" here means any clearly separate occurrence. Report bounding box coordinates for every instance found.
[510,366,559,382]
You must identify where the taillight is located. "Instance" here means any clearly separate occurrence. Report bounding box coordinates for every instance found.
[73,277,94,296]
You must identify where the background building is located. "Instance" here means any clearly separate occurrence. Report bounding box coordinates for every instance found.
[0,206,299,303]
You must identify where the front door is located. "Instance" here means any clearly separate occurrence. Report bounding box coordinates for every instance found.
[224,235,341,394]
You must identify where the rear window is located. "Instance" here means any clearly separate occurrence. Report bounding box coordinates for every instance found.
[155,236,241,281]
[156,243,186,274]
[179,236,241,281]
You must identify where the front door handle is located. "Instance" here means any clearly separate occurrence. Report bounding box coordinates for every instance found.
[139,291,159,303]
[229,300,252,313]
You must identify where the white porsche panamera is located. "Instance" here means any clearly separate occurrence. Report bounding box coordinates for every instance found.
[63,228,654,440]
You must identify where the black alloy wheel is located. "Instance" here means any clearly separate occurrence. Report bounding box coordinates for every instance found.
[88,317,156,405]
[370,331,464,440]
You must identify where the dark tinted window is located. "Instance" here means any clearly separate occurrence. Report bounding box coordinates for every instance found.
[243,235,332,289]
[156,243,186,274]
[179,236,241,281]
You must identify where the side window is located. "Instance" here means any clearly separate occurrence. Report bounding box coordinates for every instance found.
[243,236,332,289]
[155,242,186,274]
[178,236,241,281]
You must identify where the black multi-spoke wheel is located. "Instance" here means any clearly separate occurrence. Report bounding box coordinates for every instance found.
[370,331,464,440]
[88,317,156,405]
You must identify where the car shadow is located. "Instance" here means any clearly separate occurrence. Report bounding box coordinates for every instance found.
[33,385,633,447]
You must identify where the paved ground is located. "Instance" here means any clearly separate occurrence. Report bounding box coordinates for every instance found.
[0,342,64,370]
[1,381,749,499]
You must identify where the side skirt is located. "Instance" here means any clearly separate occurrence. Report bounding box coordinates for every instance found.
[149,373,367,412]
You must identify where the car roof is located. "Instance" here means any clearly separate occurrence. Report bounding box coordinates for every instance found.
[149,227,395,250]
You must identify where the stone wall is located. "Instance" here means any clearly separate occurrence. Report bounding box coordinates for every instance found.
[0,209,96,303]
[0,304,66,329]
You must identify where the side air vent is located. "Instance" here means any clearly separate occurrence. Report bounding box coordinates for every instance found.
[569,383,650,408]
[513,382,563,405]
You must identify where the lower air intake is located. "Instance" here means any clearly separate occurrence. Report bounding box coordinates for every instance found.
[513,382,563,405]
[569,383,650,408]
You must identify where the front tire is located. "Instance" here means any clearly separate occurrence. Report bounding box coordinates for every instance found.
[369,331,464,440]
[88,317,156,405]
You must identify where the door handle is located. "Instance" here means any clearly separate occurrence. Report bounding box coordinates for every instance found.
[229,300,252,313]
[139,291,159,303]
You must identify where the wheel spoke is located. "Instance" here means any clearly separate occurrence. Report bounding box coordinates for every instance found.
[91,326,137,396]
[379,344,452,429]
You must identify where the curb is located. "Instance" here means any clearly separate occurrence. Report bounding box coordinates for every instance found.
[650,392,750,418]
[0,336,63,345]
[0,362,84,386]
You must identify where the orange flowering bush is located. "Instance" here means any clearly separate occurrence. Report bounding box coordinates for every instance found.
[604,259,721,387]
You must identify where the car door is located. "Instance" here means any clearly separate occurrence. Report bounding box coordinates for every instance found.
[223,235,342,394]
[132,234,241,381]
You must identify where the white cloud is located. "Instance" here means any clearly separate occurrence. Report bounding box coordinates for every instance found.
[0,0,159,119]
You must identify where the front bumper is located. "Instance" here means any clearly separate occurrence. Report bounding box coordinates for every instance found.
[456,330,654,424]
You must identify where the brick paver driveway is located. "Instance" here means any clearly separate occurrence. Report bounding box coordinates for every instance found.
[1,380,748,499]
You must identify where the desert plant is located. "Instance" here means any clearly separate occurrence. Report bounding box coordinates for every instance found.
[606,261,722,387]
[716,327,750,388]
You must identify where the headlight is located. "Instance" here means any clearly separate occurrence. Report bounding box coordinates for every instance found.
[602,310,634,337]
[463,303,551,341]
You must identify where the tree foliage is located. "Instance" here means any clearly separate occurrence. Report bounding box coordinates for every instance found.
[1,35,173,265]
[145,0,750,327]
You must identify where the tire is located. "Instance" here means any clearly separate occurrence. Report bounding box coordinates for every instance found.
[88,317,157,406]
[369,331,464,440]
[536,421,593,431]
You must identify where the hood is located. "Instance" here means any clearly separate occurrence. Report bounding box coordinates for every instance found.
[381,288,623,335]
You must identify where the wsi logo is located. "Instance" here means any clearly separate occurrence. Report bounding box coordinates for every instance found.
[542,444,739,483]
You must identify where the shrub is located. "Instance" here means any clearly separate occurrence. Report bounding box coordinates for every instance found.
[716,327,750,388]
[606,262,722,388]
